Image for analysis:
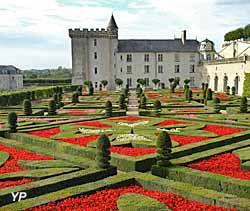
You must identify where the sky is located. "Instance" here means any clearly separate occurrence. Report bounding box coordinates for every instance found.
[0,0,249,69]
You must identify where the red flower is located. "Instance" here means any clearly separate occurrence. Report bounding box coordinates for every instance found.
[156,119,191,127]
[147,93,159,98]
[170,108,203,113]
[215,93,230,99]
[59,135,99,147]
[159,97,174,101]
[0,179,32,189]
[110,146,157,156]
[28,185,237,211]
[188,153,250,180]
[26,128,60,139]
[108,116,151,122]
[0,144,53,175]
[170,135,210,145]
[203,124,244,136]
[67,109,96,115]
[74,121,112,128]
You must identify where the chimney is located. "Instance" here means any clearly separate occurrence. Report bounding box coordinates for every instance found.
[181,30,186,45]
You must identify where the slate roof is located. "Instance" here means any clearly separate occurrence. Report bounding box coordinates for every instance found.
[107,14,118,30]
[118,39,200,53]
[0,65,22,75]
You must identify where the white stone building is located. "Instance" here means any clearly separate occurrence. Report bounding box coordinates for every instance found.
[0,65,23,90]
[69,15,214,90]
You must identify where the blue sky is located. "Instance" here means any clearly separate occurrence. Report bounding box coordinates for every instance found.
[0,0,249,69]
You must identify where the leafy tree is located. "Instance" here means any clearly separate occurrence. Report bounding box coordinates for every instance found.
[152,79,160,89]
[101,80,108,89]
[115,78,123,88]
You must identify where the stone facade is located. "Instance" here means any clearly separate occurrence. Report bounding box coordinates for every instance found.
[69,15,215,90]
[0,65,23,90]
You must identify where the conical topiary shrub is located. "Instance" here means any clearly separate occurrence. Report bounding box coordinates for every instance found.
[140,96,147,109]
[231,86,236,95]
[77,86,82,96]
[156,131,172,167]
[96,133,111,168]
[105,101,112,117]
[72,92,79,103]
[8,112,17,133]
[187,89,192,102]
[226,86,230,95]
[119,94,126,109]
[53,93,58,104]
[48,100,57,115]
[154,100,162,117]
[213,97,220,114]
[240,96,248,113]
[23,99,32,116]
[89,84,94,96]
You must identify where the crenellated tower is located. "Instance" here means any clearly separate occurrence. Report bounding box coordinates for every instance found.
[69,14,118,89]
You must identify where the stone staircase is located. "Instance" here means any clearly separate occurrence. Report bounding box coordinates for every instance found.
[126,90,139,116]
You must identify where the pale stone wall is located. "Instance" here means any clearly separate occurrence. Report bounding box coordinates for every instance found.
[200,59,250,95]
[219,41,250,58]
[116,52,200,88]
[0,74,23,90]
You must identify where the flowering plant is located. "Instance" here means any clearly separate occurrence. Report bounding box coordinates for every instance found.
[79,128,112,135]
[118,121,149,128]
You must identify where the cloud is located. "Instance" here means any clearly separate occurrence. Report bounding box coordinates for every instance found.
[0,0,249,69]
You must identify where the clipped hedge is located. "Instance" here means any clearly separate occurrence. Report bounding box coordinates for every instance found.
[243,72,250,97]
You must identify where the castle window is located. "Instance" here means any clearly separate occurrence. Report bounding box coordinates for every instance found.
[206,54,211,61]
[144,65,150,74]
[174,65,180,73]
[120,68,123,73]
[158,65,163,73]
[175,54,180,62]
[94,52,97,59]
[190,64,195,73]
[127,54,132,62]
[120,55,123,60]
[144,54,149,62]
[158,54,163,62]
[94,67,98,74]
[127,78,132,87]
[94,39,97,46]
[127,65,132,74]
[95,82,98,88]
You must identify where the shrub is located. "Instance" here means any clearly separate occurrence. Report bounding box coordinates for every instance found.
[184,86,190,100]
[96,133,111,168]
[77,86,82,96]
[156,131,172,167]
[105,101,112,117]
[226,86,230,95]
[213,97,221,114]
[26,91,32,100]
[53,93,58,103]
[187,89,192,102]
[119,94,126,109]
[232,86,236,95]
[89,85,94,96]
[201,82,205,90]
[140,96,147,109]
[72,92,79,103]
[240,96,248,113]
[8,112,17,133]
[48,100,57,115]
[154,100,161,116]
[136,87,143,97]
[23,99,32,116]
[206,88,213,100]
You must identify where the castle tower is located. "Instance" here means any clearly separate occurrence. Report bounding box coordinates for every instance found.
[69,14,118,89]
[199,39,216,61]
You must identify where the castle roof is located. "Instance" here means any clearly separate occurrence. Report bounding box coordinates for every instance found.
[117,39,199,53]
[0,65,22,75]
[107,14,118,30]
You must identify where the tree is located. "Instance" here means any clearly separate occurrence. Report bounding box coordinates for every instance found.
[140,96,147,109]
[89,84,94,96]
[8,112,17,133]
[72,92,79,103]
[156,131,172,167]
[154,100,162,117]
[23,99,32,116]
[213,97,220,114]
[48,100,57,115]
[119,94,126,109]
[206,88,213,101]
[115,78,123,89]
[184,79,190,91]
[137,79,146,88]
[96,133,111,168]
[105,101,112,117]
[152,79,160,90]
[232,86,236,95]
[101,80,108,89]
[84,80,92,89]
[240,96,248,113]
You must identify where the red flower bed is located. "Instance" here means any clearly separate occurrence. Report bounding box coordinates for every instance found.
[26,127,60,139]
[0,179,33,189]
[156,119,191,127]
[159,97,174,101]
[203,124,244,136]
[74,121,112,128]
[0,144,53,175]
[59,135,99,147]
[147,93,159,98]
[188,153,250,180]
[28,185,236,211]
[0,123,4,129]
[171,108,204,113]
[108,116,151,122]
[170,135,210,146]
[67,109,96,115]
[110,146,157,156]
[215,93,230,99]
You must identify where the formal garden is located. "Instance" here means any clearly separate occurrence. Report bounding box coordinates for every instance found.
[0,79,250,210]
